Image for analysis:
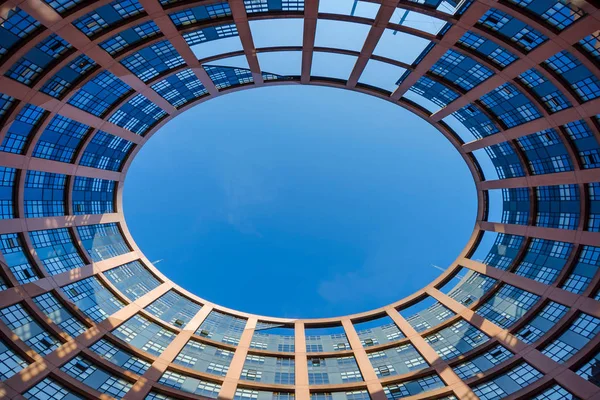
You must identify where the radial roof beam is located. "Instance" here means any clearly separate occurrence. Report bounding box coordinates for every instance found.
[480,168,600,190]
[478,221,600,247]
[390,1,491,100]
[346,0,399,88]
[229,0,264,85]
[302,0,319,83]
[138,0,219,96]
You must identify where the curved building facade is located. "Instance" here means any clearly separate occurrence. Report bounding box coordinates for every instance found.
[0,0,599,399]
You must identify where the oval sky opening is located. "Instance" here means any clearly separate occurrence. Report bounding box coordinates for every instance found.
[124,85,477,318]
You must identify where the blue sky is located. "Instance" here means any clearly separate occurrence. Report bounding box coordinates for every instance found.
[124,85,476,318]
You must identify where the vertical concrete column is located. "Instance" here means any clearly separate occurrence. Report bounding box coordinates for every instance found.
[295,321,310,400]
[341,319,387,400]
[219,317,258,400]
[123,304,214,399]
[384,307,477,399]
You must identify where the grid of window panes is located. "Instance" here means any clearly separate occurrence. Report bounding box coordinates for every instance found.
[32,291,87,337]
[498,188,529,225]
[516,129,573,175]
[505,0,584,30]
[251,322,295,352]
[196,311,247,345]
[29,228,85,275]
[480,83,542,128]
[452,345,513,380]
[174,339,234,376]
[0,8,42,61]
[367,343,428,377]
[306,355,362,384]
[61,355,133,398]
[159,369,221,397]
[446,270,498,306]
[457,31,517,68]
[204,65,254,89]
[475,284,540,328]
[244,0,304,13]
[67,71,132,117]
[580,32,600,61]
[305,326,350,352]
[61,276,125,322]
[182,24,239,46]
[545,51,600,103]
[518,69,572,113]
[104,260,161,300]
[168,3,232,26]
[471,362,542,399]
[0,233,40,284]
[535,184,580,230]
[561,246,600,294]
[120,40,185,82]
[576,348,600,387]
[99,21,161,56]
[0,337,29,380]
[424,319,488,360]
[108,94,167,135]
[22,378,81,400]
[589,183,600,231]
[513,239,572,285]
[354,315,404,347]
[0,167,15,219]
[0,103,46,154]
[430,49,493,91]
[235,389,297,400]
[43,0,88,15]
[89,338,151,375]
[478,9,548,52]
[408,76,460,110]
[0,302,60,355]
[72,177,116,215]
[72,0,145,37]
[241,355,296,384]
[399,297,455,332]
[76,222,130,262]
[40,54,97,99]
[145,290,201,327]
[151,69,208,108]
[541,312,600,363]
[0,94,16,123]
[5,34,72,86]
[79,130,134,171]
[514,301,569,344]
[562,120,600,170]
[531,384,578,399]
[24,170,66,217]
[452,103,499,140]
[483,142,526,179]
[113,314,177,356]
[383,374,445,399]
[32,114,91,163]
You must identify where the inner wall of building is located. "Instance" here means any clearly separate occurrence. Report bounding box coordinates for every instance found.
[0,0,599,399]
